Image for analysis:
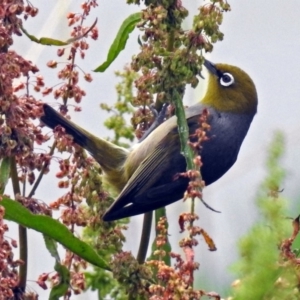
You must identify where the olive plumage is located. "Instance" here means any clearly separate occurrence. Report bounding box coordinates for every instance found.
[41,60,258,221]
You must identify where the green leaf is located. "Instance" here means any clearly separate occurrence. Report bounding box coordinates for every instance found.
[44,235,60,262]
[0,158,10,194]
[49,261,70,300]
[94,12,141,72]
[21,19,97,46]
[21,25,68,46]
[1,198,110,271]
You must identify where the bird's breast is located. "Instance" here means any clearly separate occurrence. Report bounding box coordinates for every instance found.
[199,110,255,185]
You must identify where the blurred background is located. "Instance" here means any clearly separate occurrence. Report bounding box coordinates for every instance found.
[11,0,300,298]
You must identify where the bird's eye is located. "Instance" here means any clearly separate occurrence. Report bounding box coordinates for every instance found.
[220,72,234,87]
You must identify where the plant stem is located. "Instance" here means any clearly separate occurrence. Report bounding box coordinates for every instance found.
[171,87,196,287]
[28,141,56,198]
[154,207,171,266]
[10,156,27,290]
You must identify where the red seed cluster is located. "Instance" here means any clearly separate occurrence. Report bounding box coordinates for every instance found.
[0,206,22,299]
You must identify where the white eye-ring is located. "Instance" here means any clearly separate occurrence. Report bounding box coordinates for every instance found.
[220,72,235,87]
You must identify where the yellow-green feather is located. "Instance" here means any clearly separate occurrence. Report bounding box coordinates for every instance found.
[201,64,258,114]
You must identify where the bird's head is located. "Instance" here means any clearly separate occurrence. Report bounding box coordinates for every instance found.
[201,60,258,115]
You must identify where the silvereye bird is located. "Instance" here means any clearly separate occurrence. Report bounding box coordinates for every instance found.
[41,60,258,221]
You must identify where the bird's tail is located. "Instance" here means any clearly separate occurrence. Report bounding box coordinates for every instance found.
[41,104,128,175]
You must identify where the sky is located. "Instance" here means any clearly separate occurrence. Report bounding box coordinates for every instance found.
[11,1,300,298]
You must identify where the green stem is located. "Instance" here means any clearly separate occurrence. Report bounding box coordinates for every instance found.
[128,293,135,300]
[154,207,171,266]
[167,29,175,52]
[10,157,27,291]
[171,88,195,170]
[171,87,196,287]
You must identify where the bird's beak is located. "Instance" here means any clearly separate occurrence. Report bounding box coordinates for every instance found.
[203,59,219,76]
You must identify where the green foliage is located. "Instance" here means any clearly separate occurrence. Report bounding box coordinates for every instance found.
[49,262,70,300]
[292,225,300,253]
[81,165,129,298]
[85,269,127,300]
[100,67,137,147]
[231,132,299,300]
[44,235,61,262]
[94,13,142,72]
[2,198,110,270]
[44,235,71,298]
[21,19,97,46]
[0,157,10,194]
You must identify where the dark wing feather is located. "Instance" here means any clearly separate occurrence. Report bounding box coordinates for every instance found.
[103,143,172,219]
[102,116,204,221]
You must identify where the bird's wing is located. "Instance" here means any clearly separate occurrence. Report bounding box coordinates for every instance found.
[102,145,188,221]
[102,177,187,221]
[103,141,171,214]
[103,120,202,221]
[102,104,211,221]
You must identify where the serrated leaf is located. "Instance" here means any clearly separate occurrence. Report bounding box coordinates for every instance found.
[1,198,110,270]
[49,261,70,300]
[0,158,10,194]
[94,12,141,72]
